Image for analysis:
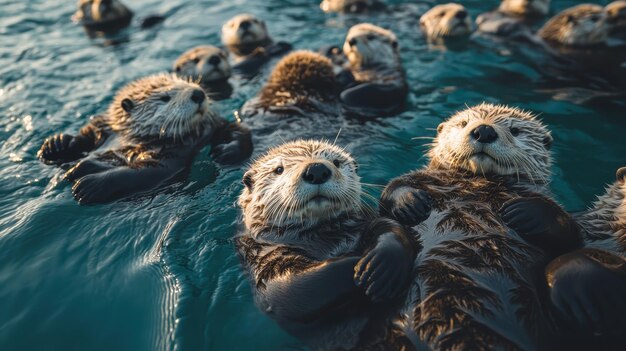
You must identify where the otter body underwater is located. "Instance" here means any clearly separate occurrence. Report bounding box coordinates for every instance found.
[38,74,252,204]
[236,140,416,350]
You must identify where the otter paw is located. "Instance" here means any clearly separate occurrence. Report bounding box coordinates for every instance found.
[212,132,252,165]
[37,134,76,164]
[71,174,114,205]
[548,253,626,339]
[384,188,432,227]
[64,159,112,182]
[354,233,412,302]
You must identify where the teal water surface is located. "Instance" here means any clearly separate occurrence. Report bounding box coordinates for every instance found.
[0,0,625,350]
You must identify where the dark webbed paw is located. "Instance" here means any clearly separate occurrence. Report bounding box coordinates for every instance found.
[38,134,78,164]
[499,197,581,256]
[64,159,113,182]
[382,187,432,227]
[353,233,413,302]
[211,130,253,165]
[72,174,117,205]
[547,250,626,340]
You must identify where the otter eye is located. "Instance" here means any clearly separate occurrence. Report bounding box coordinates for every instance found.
[192,58,200,64]
[160,95,171,103]
[460,121,468,128]
[274,166,284,175]
[510,127,520,136]
[333,159,341,167]
[391,41,398,49]
[366,34,376,41]
[439,11,446,17]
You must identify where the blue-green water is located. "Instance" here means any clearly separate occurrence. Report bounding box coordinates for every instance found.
[0,0,624,350]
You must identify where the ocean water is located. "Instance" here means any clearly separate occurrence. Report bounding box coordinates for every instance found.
[0,0,625,350]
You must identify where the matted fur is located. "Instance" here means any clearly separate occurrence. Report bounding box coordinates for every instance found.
[420,3,473,39]
[107,74,219,141]
[538,4,609,46]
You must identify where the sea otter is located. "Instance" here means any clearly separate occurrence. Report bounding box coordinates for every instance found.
[240,51,341,119]
[72,0,164,34]
[340,23,407,116]
[173,46,233,100]
[221,14,292,75]
[420,3,474,40]
[477,0,550,36]
[236,139,416,350]
[319,0,385,14]
[38,74,252,204]
[380,103,585,350]
[538,4,609,47]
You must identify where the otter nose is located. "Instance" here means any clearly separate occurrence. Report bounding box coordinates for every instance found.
[239,21,251,30]
[348,38,358,47]
[472,125,498,144]
[208,55,221,66]
[191,90,205,104]
[302,163,331,185]
[455,10,468,20]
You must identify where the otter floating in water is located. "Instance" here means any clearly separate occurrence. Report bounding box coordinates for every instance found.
[236,139,416,350]
[380,103,591,350]
[72,0,164,35]
[319,0,385,14]
[477,0,551,37]
[38,74,252,204]
[221,14,292,76]
[420,3,474,40]
[173,46,233,100]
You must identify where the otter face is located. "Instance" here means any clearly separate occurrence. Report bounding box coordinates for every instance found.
[221,14,269,46]
[606,1,626,33]
[429,103,553,183]
[539,5,609,46]
[498,0,550,17]
[420,3,473,39]
[174,46,231,84]
[343,23,399,69]
[240,140,362,229]
[320,0,375,14]
[75,0,130,22]
[108,74,218,140]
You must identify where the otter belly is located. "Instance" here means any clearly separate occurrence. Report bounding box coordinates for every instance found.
[406,206,553,351]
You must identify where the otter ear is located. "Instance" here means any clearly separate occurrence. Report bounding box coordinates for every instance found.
[437,123,445,134]
[617,167,626,185]
[543,133,553,150]
[565,15,575,23]
[243,170,255,190]
[121,98,134,113]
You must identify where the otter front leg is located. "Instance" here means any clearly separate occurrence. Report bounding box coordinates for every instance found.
[340,83,406,114]
[71,162,182,204]
[499,197,583,257]
[546,249,626,343]
[354,219,416,302]
[64,159,115,182]
[38,134,94,165]
[211,121,253,165]
[380,183,433,227]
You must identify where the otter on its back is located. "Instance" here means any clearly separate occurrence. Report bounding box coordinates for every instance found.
[380,104,586,350]
[319,0,384,14]
[38,74,252,204]
[173,46,231,85]
[73,0,133,33]
[420,3,473,39]
[237,140,415,351]
[538,4,609,46]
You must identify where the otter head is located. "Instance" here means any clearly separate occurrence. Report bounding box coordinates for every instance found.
[320,0,377,14]
[263,51,338,101]
[420,3,473,39]
[498,0,550,17]
[221,14,271,53]
[606,1,626,34]
[75,0,131,23]
[239,140,362,233]
[343,23,400,69]
[539,4,609,46]
[174,46,231,84]
[429,103,553,184]
[108,74,218,141]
